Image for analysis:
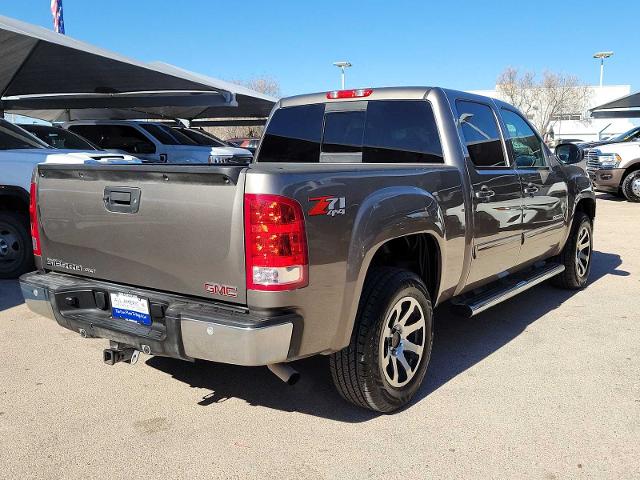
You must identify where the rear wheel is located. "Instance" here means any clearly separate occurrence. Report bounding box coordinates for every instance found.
[621,170,640,202]
[552,212,593,289]
[0,211,34,279]
[330,268,433,413]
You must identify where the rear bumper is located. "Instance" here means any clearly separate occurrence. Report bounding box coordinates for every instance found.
[587,168,624,192]
[20,271,299,366]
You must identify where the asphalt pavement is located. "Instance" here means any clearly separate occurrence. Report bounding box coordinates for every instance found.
[0,193,638,479]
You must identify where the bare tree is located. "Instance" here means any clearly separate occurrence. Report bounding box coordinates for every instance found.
[496,67,592,140]
[205,76,281,141]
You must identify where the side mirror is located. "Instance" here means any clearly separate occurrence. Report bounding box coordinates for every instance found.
[555,143,582,165]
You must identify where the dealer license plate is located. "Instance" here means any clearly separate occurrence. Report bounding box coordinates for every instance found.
[110,292,151,326]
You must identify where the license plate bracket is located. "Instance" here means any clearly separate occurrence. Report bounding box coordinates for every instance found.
[110,292,151,326]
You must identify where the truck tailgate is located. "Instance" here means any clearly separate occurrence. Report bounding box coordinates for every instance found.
[36,164,247,304]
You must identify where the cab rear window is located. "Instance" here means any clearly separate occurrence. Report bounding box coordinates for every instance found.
[258,100,443,164]
[258,104,324,163]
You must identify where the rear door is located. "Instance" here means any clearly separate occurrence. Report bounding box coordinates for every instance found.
[499,108,568,264]
[454,99,524,288]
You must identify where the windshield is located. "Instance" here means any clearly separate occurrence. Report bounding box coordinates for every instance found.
[611,126,640,142]
[173,128,227,147]
[22,125,98,150]
[140,123,198,145]
[0,120,47,150]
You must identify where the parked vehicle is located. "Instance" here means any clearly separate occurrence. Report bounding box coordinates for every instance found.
[64,120,253,164]
[20,124,101,151]
[554,138,584,146]
[171,126,237,149]
[0,118,139,278]
[584,142,640,202]
[577,126,640,149]
[21,87,595,412]
[227,137,260,154]
[559,135,640,201]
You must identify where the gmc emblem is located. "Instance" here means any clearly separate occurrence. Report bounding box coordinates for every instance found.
[204,283,238,298]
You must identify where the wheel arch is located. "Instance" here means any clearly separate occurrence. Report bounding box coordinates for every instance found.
[331,186,446,351]
[0,186,30,216]
[574,196,596,221]
[621,160,640,182]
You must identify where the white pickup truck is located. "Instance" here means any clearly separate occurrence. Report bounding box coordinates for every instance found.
[585,142,640,202]
[0,119,139,278]
[63,120,254,164]
[556,137,640,202]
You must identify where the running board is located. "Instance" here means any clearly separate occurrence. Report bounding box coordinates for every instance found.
[451,263,565,318]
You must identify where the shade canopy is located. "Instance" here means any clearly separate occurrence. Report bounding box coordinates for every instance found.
[0,15,276,121]
[589,91,640,118]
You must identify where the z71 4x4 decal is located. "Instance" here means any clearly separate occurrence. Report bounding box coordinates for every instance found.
[308,196,346,217]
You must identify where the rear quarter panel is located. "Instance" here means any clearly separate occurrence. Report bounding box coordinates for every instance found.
[245,163,467,356]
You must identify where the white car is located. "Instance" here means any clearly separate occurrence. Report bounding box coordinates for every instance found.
[63,120,254,164]
[0,119,139,278]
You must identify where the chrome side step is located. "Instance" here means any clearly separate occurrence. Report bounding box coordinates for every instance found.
[451,263,565,318]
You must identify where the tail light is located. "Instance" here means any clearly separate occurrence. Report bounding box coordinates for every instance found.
[29,181,41,256]
[326,88,373,99]
[244,194,308,291]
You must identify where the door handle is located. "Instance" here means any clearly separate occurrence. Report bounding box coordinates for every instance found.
[104,186,141,213]
[475,186,496,199]
[523,183,539,195]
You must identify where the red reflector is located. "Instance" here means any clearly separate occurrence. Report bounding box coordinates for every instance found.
[326,88,373,99]
[244,194,308,291]
[29,181,41,256]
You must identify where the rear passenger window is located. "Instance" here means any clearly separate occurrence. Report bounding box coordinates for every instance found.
[456,100,507,168]
[363,101,443,163]
[259,104,325,162]
[68,125,156,154]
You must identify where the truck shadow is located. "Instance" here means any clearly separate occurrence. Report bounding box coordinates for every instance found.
[596,192,626,202]
[147,250,627,423]
[0,279,24,312]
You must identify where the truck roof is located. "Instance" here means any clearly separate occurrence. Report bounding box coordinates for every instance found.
[279,86,434,108]
[277,86,512,111]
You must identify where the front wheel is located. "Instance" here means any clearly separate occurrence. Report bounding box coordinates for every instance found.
[330,268,433,413]
[552,212,593,289]
[621,170,640,202]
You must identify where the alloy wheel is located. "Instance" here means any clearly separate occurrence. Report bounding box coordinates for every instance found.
[575,225,591,278]
[379,296,426,388]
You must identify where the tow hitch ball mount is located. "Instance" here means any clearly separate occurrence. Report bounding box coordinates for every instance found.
[103,341,140,365]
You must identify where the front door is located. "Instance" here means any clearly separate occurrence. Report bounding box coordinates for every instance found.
[499,108,568,264]
[455,100,524,288]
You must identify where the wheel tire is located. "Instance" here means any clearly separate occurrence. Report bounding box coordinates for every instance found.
[0,211,34,279]
[621,170,640,202]
[551,212,593,290]
[330,268,433,413]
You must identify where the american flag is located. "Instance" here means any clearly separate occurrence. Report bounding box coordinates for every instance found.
[51,0,65,34]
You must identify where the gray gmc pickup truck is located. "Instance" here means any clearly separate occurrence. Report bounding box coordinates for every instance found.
[21,87,596,412]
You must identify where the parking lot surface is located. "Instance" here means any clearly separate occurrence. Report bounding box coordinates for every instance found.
[0,193,638,479]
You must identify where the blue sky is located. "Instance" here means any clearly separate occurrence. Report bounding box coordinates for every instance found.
[3,0,638,96]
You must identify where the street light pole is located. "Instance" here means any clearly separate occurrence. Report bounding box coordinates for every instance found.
[593,51,614,87]
[333,61,352,89]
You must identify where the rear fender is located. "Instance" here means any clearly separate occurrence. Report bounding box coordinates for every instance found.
[332,187,445,350]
